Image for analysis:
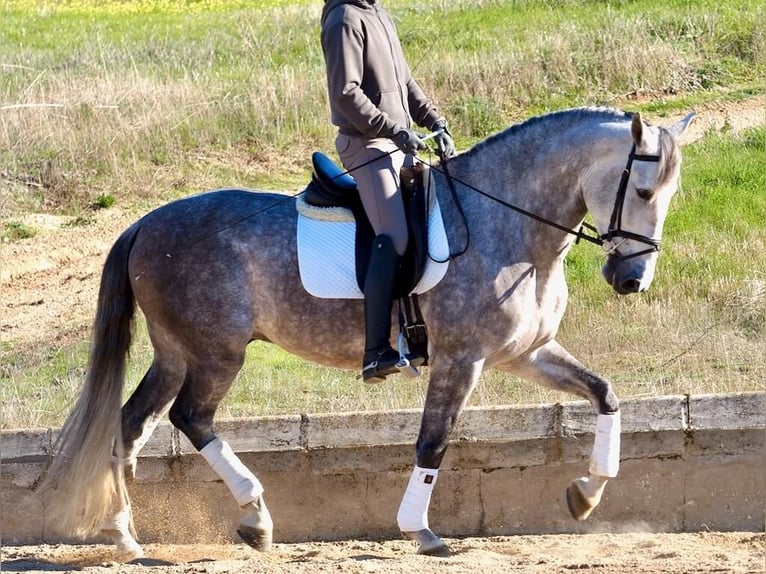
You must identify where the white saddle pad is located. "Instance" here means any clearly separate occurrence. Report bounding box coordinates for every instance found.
[296,195,450,299]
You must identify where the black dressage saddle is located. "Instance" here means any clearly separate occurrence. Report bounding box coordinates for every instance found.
[304,151,432,300]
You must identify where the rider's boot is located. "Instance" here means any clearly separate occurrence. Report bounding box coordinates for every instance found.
[362,234,400,382]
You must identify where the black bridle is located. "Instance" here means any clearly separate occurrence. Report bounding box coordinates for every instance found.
[434,143,663,262]
[190,140,664,260]
[600,144,662,262]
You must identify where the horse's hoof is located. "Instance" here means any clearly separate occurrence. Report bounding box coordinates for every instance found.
[115,543,144,562]
[403,529,451,557]
[101,528,144,562]
[238,498,273,552]
[566,482,591,521]
[237,526,273,552]
[113,536,144,562]
[566,476,604,521]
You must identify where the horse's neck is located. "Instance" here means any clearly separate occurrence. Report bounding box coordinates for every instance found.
[441,135,592,257]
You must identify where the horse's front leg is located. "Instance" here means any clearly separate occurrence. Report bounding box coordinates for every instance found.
[502,339,620,521]
[398,356,484,557]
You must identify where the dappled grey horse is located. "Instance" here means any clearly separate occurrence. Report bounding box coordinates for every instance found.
[40,107,693,559]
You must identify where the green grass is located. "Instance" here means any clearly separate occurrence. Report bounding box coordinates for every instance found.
[2,221,37,240]
[559,127,764,397]
[2,128,762,429]
[1,0,762,212]
[0,0,763,429]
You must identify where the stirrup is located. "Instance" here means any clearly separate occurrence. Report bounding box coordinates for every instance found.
[362,347,400,382]
[396,332,421,378]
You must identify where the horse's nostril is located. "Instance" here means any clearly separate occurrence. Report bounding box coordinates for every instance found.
[621,278,641,293]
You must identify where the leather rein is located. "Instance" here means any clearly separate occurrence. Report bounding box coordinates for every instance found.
[434,144,662,262]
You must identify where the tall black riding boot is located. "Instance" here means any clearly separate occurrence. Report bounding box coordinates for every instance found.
[362,234,400,382]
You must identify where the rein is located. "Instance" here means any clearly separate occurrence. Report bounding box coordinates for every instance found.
[185,135,662,262]
[430,143,662,263]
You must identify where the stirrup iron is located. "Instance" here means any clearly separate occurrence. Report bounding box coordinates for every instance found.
[396,332,420,378]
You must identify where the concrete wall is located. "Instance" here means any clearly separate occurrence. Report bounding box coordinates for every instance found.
[1,392,763,545]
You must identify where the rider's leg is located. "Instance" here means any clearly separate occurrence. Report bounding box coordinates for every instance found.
[361,234,400,381]
[335,134,408,254]
[336,135,409,381]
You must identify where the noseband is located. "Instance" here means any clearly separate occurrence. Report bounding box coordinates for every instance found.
[600,144,662,262]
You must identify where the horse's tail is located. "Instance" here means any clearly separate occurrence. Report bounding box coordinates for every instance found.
[39,222,141,537]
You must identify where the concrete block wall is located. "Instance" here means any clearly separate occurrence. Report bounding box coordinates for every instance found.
[1,392,763,545]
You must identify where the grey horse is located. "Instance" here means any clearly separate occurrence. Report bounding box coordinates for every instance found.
[40,107,694,559]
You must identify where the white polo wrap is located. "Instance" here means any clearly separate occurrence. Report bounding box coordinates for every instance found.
[589,412,621,477]
[396,466,439,532]
[200,438,264,506]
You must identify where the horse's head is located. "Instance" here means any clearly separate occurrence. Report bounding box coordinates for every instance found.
[586,111,695,294]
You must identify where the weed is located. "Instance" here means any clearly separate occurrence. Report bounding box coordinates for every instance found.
[2,221,37,241]
[92,194,116,209]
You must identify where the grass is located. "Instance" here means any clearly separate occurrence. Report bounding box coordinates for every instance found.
[2,220,37,241]
[0,0,764,429]
[2,128,763,429]
[1,0,762,212]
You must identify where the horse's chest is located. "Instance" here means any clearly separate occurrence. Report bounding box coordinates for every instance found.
[497,268,566,336]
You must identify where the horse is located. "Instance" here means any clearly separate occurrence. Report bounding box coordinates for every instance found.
[39,106,694,560]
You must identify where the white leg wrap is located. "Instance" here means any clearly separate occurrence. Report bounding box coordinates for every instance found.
[100,507,143,560]
[99,505,132,532]
[200,438,264,506]
[397,466,439,532]
[589,412,621,477]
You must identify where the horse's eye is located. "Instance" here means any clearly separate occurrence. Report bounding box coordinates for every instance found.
[636,188,652,200]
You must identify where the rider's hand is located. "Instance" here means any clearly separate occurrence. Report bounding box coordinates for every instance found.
[431,119,456,159]
[392,127,427,156]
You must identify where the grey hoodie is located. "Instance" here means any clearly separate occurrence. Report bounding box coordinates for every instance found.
[321,0,441,138]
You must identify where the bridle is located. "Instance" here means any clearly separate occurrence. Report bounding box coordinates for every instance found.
[434,142,664,263]
[185,136,666,259]
[600,144,662,262]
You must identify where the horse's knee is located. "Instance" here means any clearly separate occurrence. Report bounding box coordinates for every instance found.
[585,373,619,414]
[600,387,619,414]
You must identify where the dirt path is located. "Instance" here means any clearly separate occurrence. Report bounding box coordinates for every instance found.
[2,532,764,573]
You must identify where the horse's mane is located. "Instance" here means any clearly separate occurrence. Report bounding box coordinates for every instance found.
[465,106,632,158]
[462,106,678,187]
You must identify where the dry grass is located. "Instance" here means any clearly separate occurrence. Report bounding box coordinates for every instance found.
[0,0,763,429]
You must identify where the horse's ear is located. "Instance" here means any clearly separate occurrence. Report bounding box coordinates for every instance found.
[669,111,696,140]
[631,113,644,147]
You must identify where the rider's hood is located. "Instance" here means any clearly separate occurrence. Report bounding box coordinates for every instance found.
[321,0,377,25]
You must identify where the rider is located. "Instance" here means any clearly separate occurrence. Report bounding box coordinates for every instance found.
[320,0,456,382]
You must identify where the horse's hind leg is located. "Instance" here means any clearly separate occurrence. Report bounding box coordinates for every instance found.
[503,339,620,521]
[168,353,273,552]
[100,354,187,560]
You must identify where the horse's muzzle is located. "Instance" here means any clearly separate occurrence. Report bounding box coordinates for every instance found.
[601,255,649,295]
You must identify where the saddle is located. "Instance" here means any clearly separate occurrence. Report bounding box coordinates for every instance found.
[304,152,431,300]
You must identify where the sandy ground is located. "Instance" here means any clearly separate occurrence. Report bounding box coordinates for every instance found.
[2,532,764,573]
[2,98,764,573]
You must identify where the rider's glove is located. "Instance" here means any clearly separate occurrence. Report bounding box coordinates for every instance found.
[430,119,456,159]
[392,127,427,156]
